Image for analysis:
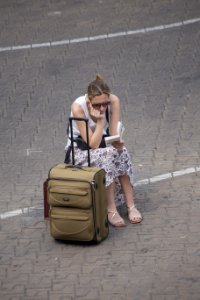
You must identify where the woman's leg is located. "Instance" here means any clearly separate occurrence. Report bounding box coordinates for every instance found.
[119,174,142,223]
[106,182,125,227]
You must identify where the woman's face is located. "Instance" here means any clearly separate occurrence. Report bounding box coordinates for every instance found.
[90,93,110,114]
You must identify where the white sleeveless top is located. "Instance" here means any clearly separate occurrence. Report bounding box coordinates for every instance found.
[65,95,109,149]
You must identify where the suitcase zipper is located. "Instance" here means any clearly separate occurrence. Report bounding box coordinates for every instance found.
[49,185,88,195]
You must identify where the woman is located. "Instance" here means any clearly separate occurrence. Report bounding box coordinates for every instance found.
[65,74,142,227]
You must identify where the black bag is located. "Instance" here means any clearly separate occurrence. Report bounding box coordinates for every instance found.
[76,131,109,150]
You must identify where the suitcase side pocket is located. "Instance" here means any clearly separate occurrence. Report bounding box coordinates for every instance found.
[50,207,94,241]
[47,181,92,209]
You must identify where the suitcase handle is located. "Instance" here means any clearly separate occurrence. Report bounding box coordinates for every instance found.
[69,117,91,167]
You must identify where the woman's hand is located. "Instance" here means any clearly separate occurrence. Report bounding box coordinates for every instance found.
[87,102,105,121]
[90,107,105,120]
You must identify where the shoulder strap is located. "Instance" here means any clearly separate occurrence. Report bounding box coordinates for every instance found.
[66,122,70,135]
[106,107,109,123]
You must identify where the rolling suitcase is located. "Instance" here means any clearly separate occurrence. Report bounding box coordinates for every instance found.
[47,117,109,242]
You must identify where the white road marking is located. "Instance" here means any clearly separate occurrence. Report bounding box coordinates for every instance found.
[26,148,43,156]
[47,11,61,16]
[0,17,200,52]
[134,166,199,186]
[0,206,43,220]
[0,165,199,220]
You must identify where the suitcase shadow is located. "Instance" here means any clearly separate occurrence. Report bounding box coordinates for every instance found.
[53,239,106,246]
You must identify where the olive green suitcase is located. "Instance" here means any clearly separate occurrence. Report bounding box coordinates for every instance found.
[47,117,109,242]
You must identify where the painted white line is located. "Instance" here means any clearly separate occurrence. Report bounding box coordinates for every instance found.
[0,17,200,52]
[164,21,182,29]
[0,166,199,220]
[183,17,200,25]
[70,37,89,43]
[26,148,43,156]
[149,172,172,183]
[50,40,69,46]
[47,11,61,16]
[172,167,196,177]
[11,44,31,50]
[134,166,199,186]
[107,31,127,38]
[0,206,42,220]
[134,178,150,185]
[31,42,51,48]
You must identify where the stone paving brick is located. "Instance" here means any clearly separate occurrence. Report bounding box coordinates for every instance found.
[0,296,22,300]
[23,292,49,300]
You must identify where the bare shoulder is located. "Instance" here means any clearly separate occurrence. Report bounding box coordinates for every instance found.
[71,101,85,117]
[110,94,120,104]
[109,94,120,113]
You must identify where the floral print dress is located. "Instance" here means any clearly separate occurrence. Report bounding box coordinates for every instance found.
[70,145,135,206]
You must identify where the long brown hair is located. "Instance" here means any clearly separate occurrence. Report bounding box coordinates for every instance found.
[87,74,110,100]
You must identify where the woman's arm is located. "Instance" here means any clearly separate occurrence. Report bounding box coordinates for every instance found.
[109,94,124,149]
[71,102,105,149]
[109,94,120,135]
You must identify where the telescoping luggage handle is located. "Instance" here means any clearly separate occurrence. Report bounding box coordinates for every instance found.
[69,117,91,167]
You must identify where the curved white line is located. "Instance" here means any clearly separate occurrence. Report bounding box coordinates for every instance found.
[0,165,199,220]
[0,17,200,52]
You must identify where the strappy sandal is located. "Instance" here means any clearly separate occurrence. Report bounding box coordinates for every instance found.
[108,210,126,228]
[127,205,142,224]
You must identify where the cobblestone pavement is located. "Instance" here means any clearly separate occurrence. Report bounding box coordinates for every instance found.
[0,0,200,299]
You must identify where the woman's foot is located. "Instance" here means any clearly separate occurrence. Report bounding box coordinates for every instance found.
[127,205,142,224]
[108,210,126,228]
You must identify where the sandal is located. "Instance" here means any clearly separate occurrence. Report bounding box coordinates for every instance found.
[127,205,142,224]
[108,210,126,228]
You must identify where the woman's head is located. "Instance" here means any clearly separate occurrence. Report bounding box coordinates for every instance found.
[87,74,110,101]
[87,74,111,113]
